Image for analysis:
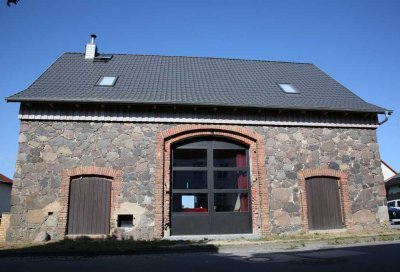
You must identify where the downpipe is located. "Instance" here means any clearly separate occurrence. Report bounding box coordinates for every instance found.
[378,110,392,126]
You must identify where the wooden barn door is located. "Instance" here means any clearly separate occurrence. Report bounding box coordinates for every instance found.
[306,177,343,230]
[67,177,112,235]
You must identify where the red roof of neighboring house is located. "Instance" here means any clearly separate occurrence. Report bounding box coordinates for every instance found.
[0,173,13,184]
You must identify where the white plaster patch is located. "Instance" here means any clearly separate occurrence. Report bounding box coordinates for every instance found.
[376,205,389,223]
[26,210,46,224]
[117,202,146,226]
[44,201,62,213]
[19,133,27,143]
[25,201,61,225]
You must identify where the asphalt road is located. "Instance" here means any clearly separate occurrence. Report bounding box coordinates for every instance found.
[0,241,399,272]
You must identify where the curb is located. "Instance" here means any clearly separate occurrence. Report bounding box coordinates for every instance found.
[1,233,400,258]
[0,245,218,258]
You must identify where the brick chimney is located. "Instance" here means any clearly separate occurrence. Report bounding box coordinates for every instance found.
[85,34,97,59]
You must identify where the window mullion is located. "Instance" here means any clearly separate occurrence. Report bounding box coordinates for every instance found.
[172,167,208,171]
[172,189,209,194]
[208,144,214,214]
[213,167,248,171]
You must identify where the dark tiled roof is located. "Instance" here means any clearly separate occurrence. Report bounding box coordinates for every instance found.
[6,53,387,113]
[386,173,400,187]
[0,173,12,184]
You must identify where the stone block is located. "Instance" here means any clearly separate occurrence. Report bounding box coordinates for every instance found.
[26,210,46,224]
[34,231,50,242]
[275,133,290,142]
[271,188,293,203]
[41,151,57,163]
[19,133,27,143]
[376,206,389,223]
[273,211,291,226]
[321,141,334,152]
[353,209,376,224]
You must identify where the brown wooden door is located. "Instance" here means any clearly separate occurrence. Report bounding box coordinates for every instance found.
[67,177,112,235]
[306,177,343,230]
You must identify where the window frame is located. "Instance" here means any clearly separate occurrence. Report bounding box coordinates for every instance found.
[96,76,118,87]
[171,138,251,214]
[277,83,300,94]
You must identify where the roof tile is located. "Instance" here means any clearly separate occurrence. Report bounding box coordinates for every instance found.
[6,53,387,113]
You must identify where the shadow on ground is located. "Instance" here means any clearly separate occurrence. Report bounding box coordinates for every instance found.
[0,237,218,257]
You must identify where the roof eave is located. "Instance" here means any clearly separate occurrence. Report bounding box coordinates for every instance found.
[6,97,390,114]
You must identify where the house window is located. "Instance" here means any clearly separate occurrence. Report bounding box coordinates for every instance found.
[96,76,118,86]
[278,83,299,94]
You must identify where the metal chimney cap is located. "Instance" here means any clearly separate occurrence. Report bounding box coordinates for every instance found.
[90,34,97,44]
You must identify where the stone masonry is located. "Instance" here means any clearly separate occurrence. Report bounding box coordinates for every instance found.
[0,213,10,242]
[253,126,388,233]
[7,121,388,241]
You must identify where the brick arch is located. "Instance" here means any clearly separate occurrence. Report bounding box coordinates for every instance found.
[298,168,352,232]
[56,166,122,238]
[154,124,269,238]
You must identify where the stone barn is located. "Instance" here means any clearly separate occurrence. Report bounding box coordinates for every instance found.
[5,35,391,241]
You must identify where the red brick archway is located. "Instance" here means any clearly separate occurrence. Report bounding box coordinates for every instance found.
[154,124,269,238]
[298,168,352,232]
[57,166,122,238]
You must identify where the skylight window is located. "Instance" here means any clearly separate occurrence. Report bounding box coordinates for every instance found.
[278,83,299,94]
[97,76,118,86]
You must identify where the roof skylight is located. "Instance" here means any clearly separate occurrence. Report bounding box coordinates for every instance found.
[97,76,117,86]
[278,83,299,94]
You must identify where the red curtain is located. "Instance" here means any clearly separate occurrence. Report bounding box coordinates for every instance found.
[236,152,246,168]
[239,194,249,212]
[236,151,249,212]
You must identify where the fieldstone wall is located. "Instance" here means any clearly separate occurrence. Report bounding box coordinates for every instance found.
[9,121,169,241]
[8,121,387,241]
[250,126,388,233]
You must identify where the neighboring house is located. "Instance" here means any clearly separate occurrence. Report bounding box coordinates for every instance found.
[0,173,13,215]
[386,174,400,201]
[382,160,399,202]
[5,35,392,241]
[381,160,397,181]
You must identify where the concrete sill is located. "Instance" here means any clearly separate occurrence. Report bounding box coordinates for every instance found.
[65,234,110,240]
[308,228,347,234]
[166,233,261,241]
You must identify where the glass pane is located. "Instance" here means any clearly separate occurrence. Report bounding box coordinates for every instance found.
[214,171,248,189]
[173,149,207,167]
[98,76,117,86]
[279,83,299,94]
[172,193,208,212]
[173,171,207,189]
[213,149,246,167]
[214,193,249,212]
